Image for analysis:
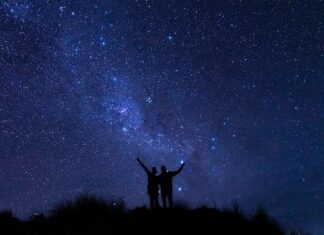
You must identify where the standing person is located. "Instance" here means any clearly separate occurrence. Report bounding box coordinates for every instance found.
[159,162,185,208]
[136,158,160,209]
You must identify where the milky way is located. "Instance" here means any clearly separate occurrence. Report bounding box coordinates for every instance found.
[0,1,323,234]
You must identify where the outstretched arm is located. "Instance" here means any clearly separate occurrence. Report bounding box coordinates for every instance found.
[136,158,150,174]
[171,162,185,176]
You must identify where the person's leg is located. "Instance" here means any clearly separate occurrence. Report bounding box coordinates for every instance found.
[154,194,159,209]
[149,195,154,209]
[168,191,173,208]
[161,191,167,208]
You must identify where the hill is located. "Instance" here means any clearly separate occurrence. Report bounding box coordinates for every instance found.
[0,195,285,235]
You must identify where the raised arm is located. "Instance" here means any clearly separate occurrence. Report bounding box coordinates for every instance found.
[171,162,185,176]
[136,158,150,174]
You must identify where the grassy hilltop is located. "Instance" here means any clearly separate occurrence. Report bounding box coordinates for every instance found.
[0,195,286,235]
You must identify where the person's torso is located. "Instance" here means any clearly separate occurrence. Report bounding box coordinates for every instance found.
[147,174,159,189]
[159,172,173,188]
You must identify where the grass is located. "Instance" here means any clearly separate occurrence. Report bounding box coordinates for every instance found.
[0,195,288,235]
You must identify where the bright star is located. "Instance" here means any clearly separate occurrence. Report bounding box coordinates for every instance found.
[119,107,127,114]
[146,97,152,104]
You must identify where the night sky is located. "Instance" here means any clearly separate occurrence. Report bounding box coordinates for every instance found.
[0,0,323,234]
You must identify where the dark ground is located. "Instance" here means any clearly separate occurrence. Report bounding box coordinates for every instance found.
[0,196,294,235]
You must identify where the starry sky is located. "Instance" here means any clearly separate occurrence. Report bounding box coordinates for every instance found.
[0,0,323,234]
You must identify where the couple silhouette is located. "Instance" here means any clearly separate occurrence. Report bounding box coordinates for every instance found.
[137,158,185,209]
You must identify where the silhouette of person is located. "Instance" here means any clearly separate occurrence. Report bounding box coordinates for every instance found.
[159,162,185,208]
[136,158,160,209]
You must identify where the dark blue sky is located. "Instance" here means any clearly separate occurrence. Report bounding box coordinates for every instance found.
[0,0,323,234]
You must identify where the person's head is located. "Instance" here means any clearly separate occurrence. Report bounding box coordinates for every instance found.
[152,167,157,175]
[161,165,167,173]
